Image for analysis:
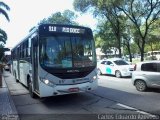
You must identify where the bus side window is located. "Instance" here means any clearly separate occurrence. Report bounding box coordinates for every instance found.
[28,38,31,57]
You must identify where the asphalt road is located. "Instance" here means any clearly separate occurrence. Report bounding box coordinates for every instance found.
[97,75,160,114]
[4,71,160,120]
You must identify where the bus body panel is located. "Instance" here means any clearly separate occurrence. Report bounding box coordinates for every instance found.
[12,59,32,87]
[19,60,31,86]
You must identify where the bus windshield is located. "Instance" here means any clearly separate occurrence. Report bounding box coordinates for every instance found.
[40,36,96,68]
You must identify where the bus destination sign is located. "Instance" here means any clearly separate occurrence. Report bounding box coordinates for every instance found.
[48,26,85,34]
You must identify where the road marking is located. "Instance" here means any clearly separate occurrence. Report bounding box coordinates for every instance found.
[117,103,158,118]
[117,103,136,110]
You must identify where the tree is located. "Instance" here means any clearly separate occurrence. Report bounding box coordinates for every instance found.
[0,30,7,62]
[0,1,10,60]
[122,30,133,62]
[39,10,78,25]
[73,0,125,58]
[0,1,10,21]
[117,0,160,61]
[0,1,9,45]
[95,21,118,56]
[146,19,160,51]
[0,29,7,45]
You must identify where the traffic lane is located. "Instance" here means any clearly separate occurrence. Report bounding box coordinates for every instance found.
[94,75,160,114]
[12,92,138,115]
[12,92,143,120]
[99,75,160,97]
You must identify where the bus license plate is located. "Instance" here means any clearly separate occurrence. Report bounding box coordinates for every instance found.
[68,88,79,92]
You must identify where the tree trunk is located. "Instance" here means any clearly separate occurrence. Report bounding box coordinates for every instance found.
[118,37,122,58]
[140,40,145,61]
[127,43,132,62]
[150,43,154,60]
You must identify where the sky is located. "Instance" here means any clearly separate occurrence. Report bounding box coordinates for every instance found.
[0,0,97,53]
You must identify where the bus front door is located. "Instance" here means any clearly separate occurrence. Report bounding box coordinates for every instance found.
[32,37,39,93]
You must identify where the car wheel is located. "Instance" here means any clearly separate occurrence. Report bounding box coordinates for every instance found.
[115,70,121,78]
[97,69,102,75]
[135,80,147,92]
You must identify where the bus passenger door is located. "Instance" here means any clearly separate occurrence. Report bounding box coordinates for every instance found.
[32,37,39,93]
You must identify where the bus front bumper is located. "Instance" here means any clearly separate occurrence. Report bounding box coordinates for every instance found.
[39,80,98,97]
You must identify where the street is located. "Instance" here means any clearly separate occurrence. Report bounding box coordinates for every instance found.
[3,71,160,120]
[97,75,160,114]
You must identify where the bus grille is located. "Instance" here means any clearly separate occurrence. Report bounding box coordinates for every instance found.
[53,71,91,79]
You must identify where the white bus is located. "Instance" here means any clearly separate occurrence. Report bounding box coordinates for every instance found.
[146,51,160,60]
[11,24,98,98]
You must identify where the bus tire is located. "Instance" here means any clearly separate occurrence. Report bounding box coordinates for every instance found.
[29,82,36,98]
[14,72,19,82]
[27,76,30,89]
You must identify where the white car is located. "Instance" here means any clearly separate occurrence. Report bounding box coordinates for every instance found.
[132,61,160,91]
[97,58,134,78]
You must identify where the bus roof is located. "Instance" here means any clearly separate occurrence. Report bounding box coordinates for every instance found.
[11,24,92,51]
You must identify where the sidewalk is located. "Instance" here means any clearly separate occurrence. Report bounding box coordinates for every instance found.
[0,70,19,120]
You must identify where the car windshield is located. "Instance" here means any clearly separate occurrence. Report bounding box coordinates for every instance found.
[113,60,129,65]
[40,36,96,68]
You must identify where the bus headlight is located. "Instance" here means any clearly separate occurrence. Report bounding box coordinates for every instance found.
[44,79,49,84]
[40,78,56,87]
[90,75,97,83]
[93,76,97,80]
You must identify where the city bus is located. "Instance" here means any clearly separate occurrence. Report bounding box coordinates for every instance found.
[11,24,98,98]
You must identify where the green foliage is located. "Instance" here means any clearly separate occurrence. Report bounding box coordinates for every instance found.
[118,0,160,61]
[0,29,7,45]
[145,19,160,51]
[73,0,97,13]
[0,44,4,61]
[0,1,10,21]
[0,1,10,60]
[74,0,126,57]
[95,21,117,53]
[39,10,78,25]
[74,0,160,61]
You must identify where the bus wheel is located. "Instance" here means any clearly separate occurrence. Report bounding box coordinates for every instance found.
[14,72,19,82]
[27,76,30,89]
[29,82,36,98]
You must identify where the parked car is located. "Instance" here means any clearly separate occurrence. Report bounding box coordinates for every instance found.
[97,58,134,78]
[132,61,160,91]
